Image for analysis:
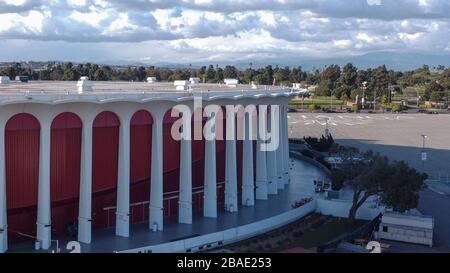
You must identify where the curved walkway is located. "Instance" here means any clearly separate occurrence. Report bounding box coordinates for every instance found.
[9,158,326,253]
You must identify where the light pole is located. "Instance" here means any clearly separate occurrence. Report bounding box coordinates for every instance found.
[421,134,427,174]
[324,117,330,137]
[417,89,420,108]
[301,93,305,111]
[373,89,377,111]
[329,90,334,112]
[361,81,367,110]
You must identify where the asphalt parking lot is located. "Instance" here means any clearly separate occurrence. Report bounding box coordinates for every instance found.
[288,112,450,251]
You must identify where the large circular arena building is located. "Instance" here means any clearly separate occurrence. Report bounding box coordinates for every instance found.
[0,78,301,253]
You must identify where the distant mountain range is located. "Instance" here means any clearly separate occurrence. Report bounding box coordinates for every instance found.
[143,52,450,71]
[2,52,449,71]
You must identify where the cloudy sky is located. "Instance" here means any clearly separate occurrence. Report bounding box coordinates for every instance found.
[0,0,449,65]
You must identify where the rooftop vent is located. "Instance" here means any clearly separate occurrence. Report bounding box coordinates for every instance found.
[0,76,10,84]
[15,75,29,83]
[224,78,238,87]
[174,80,190,91]
[147,77,157,83]
[77,76,93,93]
[189,77,200,85]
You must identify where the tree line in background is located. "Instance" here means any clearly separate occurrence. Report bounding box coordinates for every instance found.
[1,62,449,102]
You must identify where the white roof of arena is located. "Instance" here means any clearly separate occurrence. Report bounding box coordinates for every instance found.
[0,81,301,105]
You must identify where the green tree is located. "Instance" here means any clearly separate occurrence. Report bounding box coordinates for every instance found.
[337,63,357,99]
[93,68,108,81]
[331,150,426,223]
[261,65,274,85]
[223,65,238,79]
[430,91,442,102]
[242,68,256,84]
[289,66,306,83]
[214,67,224,82]
[382,161,426,212]
[424,81,444,101]
[205,65,216,83]
[273,66,290,85]
[316,64,341,96]
[62,63,79,81]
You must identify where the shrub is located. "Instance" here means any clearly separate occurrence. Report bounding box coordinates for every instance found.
[391,104,402,112]
[308,104,318,111]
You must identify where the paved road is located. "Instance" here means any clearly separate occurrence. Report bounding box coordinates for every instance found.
[289,112,450,251]
[418,189,450,251]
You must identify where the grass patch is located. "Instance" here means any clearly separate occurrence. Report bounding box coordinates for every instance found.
[284,218,366,249]
[289,96,344,108]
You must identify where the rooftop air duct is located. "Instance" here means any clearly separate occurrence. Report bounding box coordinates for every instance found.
[147,77,157,83]
[77,76,93,93]
[0,76,10,84]
[189,77,200,85]
[224,78,238,87]
[174,80,190,91]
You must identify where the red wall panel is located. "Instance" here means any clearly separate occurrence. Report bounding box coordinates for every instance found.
[236,139,243,201]
[216,110,226,207]
[130,111,152,183]
[92,111,120,229]
[5,113,40,241]
[50,112,82,235]
[130,110,153,224]
[162,110,181,217]
[5,107,246,239]
[191,111,205,212]
[253,140,257,188]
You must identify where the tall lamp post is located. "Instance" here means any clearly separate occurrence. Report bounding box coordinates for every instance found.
[421,134,427,174]
[361,81,367,109]
[324,117,330,137]
[329,90,334,112]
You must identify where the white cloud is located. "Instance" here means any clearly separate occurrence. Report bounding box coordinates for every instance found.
[0,0,448,63]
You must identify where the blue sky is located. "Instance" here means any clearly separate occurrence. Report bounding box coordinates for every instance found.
[0,0,449,65]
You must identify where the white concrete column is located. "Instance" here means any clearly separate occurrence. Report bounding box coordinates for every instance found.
[178,135,192,224]
[203,109,217,218]
[37,120,51,250]
[116,117,130,237]
[78,118,93,244]
[283,105,291,184]
[225,110,238,212]
[280,105,288,185]
[266,107,278,195]
[150,116,164,231]
[204,139,217,218]
[242,113,255,206]
[275,106,285,190]
[255,107,268,200]
[0,120,7,253]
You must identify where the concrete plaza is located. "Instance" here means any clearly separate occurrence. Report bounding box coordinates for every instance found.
[288,112,450,251]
